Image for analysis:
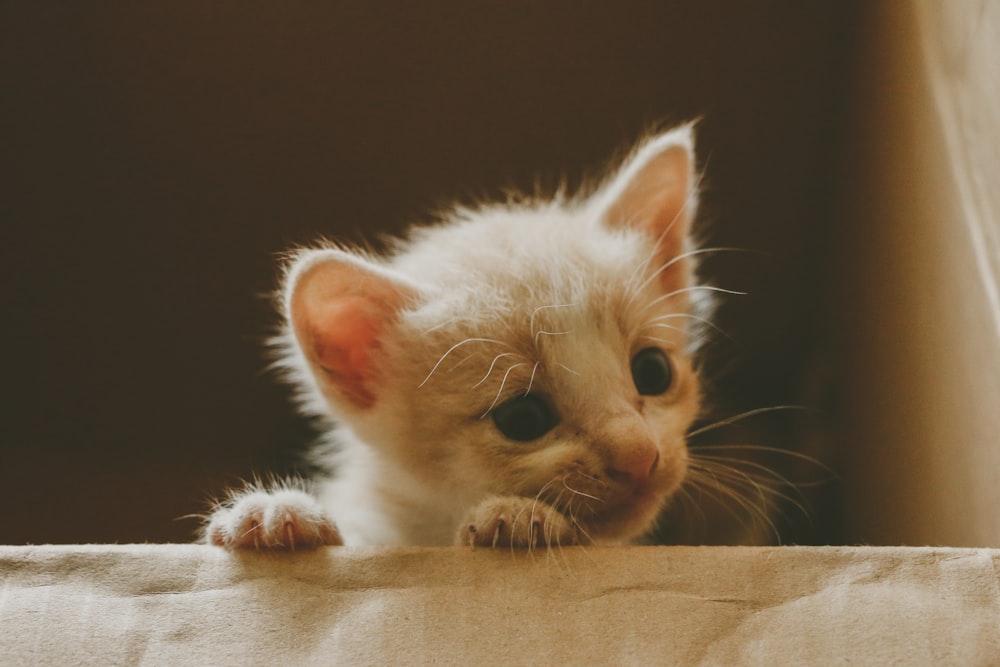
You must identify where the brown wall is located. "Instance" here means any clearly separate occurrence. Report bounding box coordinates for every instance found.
[3,3,853,544]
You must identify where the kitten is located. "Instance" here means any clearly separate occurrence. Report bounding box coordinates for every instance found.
[205,125,711,550]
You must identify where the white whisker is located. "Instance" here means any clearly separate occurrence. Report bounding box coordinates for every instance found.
[682,467,782,542]
[638,285,747,320]
[533,328,573,347]
[642,322,685,335]
[692,443,834,475]
[419,337,509,388]
[524,361,541,396]
[693,453,808,491]
[633,246,747,298]
[689,461,773,520]
[561,478,604,503]
[694,457,813,520]
[687,405,812,439]
[529,303,578,340]
[473,352,520,389]
[648,312,739,345]
[481,362,526,417]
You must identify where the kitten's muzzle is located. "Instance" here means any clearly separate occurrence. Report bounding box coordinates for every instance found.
[604,449,660,484]
[605,444,660,485]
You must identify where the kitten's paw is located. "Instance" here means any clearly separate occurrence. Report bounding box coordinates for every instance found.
[457,495,578,549]
[205,487,342,550]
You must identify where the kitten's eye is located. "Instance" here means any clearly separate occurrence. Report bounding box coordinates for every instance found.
[491,394,558,442]
[631,347,674,396]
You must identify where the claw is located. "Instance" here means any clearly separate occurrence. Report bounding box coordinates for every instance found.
[205,488,343,550]
[531,519,543,548]
[492,519,504,548]
[456,496,578,549]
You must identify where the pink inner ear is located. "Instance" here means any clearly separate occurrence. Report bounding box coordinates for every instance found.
[600,137,695,295]
[307,296,384,410]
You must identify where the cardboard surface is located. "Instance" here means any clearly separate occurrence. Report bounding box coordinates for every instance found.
[3,544,999,665]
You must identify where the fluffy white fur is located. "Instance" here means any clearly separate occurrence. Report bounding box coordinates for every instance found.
[205,125,711,550]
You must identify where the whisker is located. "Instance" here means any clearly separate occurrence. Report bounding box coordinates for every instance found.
[642,322,686,335]
[572,515,595,546]
[625,244,660,301]
[688,458,810,521]
[473,352,520,389]
[691,453,815,497]
[633,246,750,298]
[532,476,561,511]
[687,405,813,439]
[639,285,748,319]
[446,353,477,373]
[509,499,533,555]
[534,328,573,347]
[481,363,526,417]
[536,481,568,552]
[691,443,835,476]
[546,488,567,550]
[696,452,819,525]
[673,485,709,526]
[682,468,782,542]
[561,478,605,504]
[573,470,605,485]
[638,334,671,346]
[529,303,578,341]
[688,462,774,523]
[419,337,509,388]
[648,312,740,346]
[524,361,541,396]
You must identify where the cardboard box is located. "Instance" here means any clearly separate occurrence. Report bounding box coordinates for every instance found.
[2,544,999,665]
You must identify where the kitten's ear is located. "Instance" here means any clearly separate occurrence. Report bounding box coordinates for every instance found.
[594,125,697,292]
[285,249,416,411]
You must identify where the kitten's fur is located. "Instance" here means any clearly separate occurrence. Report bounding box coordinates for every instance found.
[206,125,711,549]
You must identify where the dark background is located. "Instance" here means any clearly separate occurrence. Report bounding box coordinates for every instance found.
[3,3,855,544]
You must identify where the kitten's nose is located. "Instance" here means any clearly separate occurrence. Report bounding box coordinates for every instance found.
[608,445,660,485]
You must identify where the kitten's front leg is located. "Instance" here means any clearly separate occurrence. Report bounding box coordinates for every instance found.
[457,495,580,549]
[205,486,342,550]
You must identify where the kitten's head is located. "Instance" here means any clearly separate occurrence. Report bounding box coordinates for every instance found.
[282,126,705,542]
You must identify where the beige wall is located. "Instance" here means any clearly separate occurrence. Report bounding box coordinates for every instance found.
[838,1,1000,546]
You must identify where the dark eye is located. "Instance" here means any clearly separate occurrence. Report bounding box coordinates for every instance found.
[631,347,673,396]
[491,394,558,442]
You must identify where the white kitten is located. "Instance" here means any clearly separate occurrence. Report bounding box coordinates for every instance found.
[205,125,709,550]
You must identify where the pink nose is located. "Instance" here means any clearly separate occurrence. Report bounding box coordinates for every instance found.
[608,446,660,484]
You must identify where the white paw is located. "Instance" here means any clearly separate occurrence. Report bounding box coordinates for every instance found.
[457,496,579,549]
[205,487,342,550]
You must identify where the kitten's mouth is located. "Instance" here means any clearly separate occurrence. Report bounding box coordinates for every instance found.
[570,488,668,542]
[607,481,673,517]
[549,455,687,540]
